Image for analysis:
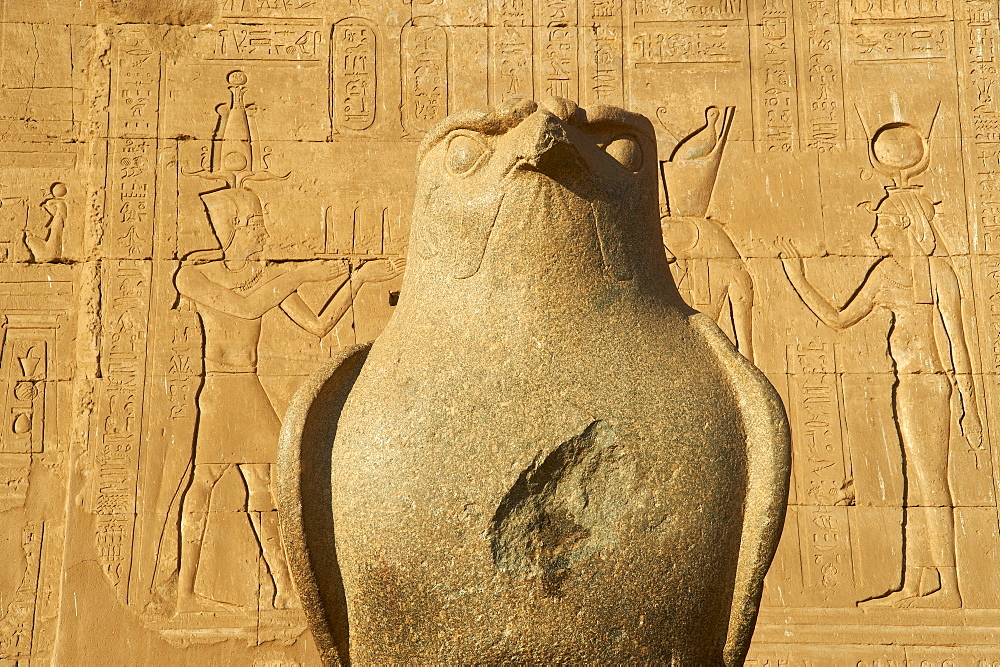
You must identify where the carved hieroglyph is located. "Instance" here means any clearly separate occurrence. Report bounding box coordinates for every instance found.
[2,0,1000,662]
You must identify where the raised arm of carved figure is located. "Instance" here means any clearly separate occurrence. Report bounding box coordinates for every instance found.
[280,276,351,339]
[175,260,347,320]
[777,238,879,331]
[280,258,406,338]
[932,257,983,449]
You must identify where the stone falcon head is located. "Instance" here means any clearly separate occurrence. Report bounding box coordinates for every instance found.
[406,97,674,297]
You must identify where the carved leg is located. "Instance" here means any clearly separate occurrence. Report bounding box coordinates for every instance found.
[864,375,960,609]
[241,463,296,609]
[177,463,237,613]
[860,374,957,607]
[899,376,960,608]
[858,563,921,607]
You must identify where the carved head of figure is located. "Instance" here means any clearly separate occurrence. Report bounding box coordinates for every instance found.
[225,214,269,260]
[200,187,270,262]
[871,186,938,258]
[401,97,675,304]
[872,186,940,305]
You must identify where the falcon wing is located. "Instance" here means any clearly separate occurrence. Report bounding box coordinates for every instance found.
[276,343,372,666]
[689,313,791,666]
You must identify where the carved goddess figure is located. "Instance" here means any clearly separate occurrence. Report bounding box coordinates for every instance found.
[778,169,982,607]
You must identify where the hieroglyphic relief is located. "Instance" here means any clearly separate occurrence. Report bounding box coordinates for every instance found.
[535,0,579,100]
[5,0,1000,661]
[25,183,68,263]
[0,13,81,662]
[792,0,844,151]
[401,18,449,134]
[0,310,67,661]
[581,0,625,107]
[0,301,71,661]
[90,26,159,602]
[0,525,42,659]
[0,184,70,264]
[204,23,325,61]
[489,0,534,103]
[751,0,798,151]
[332,19,378,133]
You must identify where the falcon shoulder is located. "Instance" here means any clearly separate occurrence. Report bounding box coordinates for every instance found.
[276,343,372,667]
[688,313,791,666]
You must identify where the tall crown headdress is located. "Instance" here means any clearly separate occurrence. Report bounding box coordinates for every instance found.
[858,103,942,305]
[658,106,735,218]
[212,70,258,174]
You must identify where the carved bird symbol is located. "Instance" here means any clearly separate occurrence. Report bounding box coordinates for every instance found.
[670,106,722,161]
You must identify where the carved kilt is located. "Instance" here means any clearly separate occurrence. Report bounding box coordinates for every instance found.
[194,371,281,464]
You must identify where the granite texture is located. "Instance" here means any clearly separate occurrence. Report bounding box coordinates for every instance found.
[277,98,791,665]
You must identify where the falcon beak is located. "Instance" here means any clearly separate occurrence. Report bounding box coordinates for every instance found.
[515,111,584,176]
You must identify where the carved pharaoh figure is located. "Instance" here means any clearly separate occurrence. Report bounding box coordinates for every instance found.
[277,98,790,664]
[167,71,404,613]
[778,115,983,608]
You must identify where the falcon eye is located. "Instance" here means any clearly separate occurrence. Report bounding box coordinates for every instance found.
[604,136,642,172]
[445,133,489,176]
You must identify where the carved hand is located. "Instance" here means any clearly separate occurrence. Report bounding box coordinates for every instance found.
[960,410,984,450]
[776,238,805,278]
[296,259,348,282]
[355,257,407,284]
